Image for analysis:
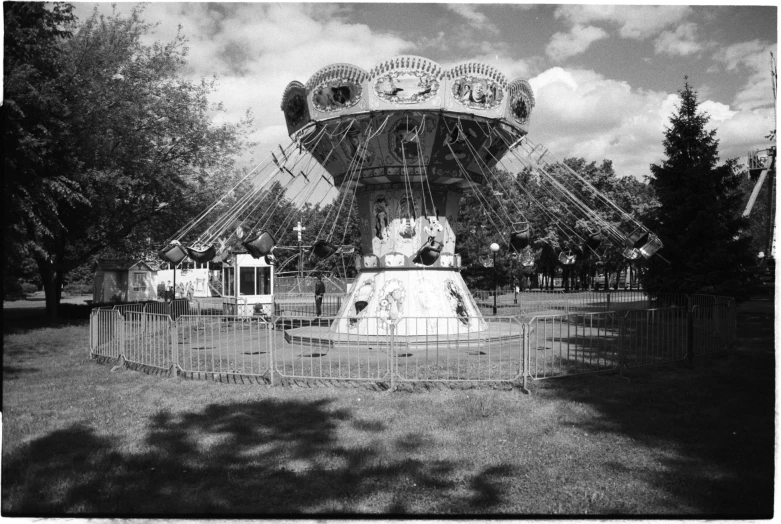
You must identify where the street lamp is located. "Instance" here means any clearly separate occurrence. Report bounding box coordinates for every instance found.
[490,242,500,315]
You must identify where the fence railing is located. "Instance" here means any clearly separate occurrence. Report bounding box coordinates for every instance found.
[620,307,688,369]
[527,312,621,379]
[90,293,736,389]
[175,315,273,381]
[273,294,345,317]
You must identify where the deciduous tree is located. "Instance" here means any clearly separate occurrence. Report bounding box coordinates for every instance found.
[4,4,253,316]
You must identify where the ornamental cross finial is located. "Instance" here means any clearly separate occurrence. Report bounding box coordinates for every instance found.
[293,221,306,242]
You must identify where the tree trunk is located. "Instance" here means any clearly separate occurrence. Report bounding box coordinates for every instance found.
[35,230,66,318]
[37,259,63,318]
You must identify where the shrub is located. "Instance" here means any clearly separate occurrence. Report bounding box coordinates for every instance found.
[63,282,92,295]
[20,282,38,295]
[3,278,25,300]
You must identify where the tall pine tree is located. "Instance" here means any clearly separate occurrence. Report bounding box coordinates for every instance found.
[643,79,753,298]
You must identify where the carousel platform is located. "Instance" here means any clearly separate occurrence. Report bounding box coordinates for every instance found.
[283,320,523,350]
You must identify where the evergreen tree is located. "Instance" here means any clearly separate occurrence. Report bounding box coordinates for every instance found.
[643,79,753,298]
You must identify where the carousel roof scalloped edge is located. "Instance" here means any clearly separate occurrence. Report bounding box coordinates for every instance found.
[280,55,536,137]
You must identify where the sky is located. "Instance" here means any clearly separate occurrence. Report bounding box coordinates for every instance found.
[71,2,778,182]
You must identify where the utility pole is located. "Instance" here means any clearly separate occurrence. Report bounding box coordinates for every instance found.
[293,221,306,279]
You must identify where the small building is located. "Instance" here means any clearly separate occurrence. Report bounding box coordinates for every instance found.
[92,259,157,303]
[155,268,218,299]
[222,253,274,316]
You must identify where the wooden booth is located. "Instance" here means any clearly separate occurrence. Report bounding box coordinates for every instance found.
[92,259,156,303]
[221,253,274,316]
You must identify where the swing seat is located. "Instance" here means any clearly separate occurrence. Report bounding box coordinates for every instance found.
[159,240,188,265]
[625,228,650,249]
[558,251,577,265]
[638,234,663,258]
[186,244,216,263]
[312,240,338,259]
[412,239,443,266]
[242,231,276,258]
[213,243,232,264]
[622,247,640,260]
[584,227,603,250]
[519,247,535,267]
[509,223,532,251]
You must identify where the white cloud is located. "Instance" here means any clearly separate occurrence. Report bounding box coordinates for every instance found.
[446,4,497,33]
[554,5,692,40]
[711,40,778,111]
[546,25,609,61]
[529,67,579,93]
[524,68,773,180]
[699,100,738,123]
[526,67,672,180]
[654,23,708,57]
[75,3,416,168]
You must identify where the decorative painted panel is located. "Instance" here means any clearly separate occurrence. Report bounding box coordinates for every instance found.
[373,70,440,104]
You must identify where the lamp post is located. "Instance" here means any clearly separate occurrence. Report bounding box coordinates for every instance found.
[512,253,518,304]
[490,243,500,315]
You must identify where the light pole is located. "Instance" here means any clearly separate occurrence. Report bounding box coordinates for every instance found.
[512,253,518,304]
[490,243,500,315]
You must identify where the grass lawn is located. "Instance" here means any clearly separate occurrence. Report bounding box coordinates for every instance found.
[1,298,775,516]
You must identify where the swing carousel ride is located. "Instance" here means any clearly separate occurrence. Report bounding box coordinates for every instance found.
[159,56,662,341]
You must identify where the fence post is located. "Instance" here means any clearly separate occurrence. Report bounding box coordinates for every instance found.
[119,313,125,360]
[686,310,694,369]
[606,292,611,312]
[89,311,96,354]
[268,317,275,386]
[389,323,396,392]
[520,322,530,394]
[170,318,178,379]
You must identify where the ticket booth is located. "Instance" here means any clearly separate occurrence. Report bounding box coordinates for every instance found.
[222,253,274,316]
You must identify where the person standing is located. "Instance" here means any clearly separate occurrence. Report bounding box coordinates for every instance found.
[314,274,326,317]
[165,280,173,303]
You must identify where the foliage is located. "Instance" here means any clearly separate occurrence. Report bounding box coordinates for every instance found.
[20,283,39,295]
[643,80,754,299]
[63,282,92,296]
[456,161,654,290]
[3,2,76,300]
[3,4,253,317]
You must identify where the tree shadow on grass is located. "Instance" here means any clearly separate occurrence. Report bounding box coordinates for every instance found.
[2,397,516,516]
[2,306,88,335]
[531,306,775,517]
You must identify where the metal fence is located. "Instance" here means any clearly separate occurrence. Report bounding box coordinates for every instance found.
[527,312,621,379]
[175,315,273,381]
[270,315,526,387]
[273,294,345,317]
[89,293,736,389]
[620,307,688,369]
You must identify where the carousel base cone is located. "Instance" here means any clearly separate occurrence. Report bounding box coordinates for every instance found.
[283,268,522,349]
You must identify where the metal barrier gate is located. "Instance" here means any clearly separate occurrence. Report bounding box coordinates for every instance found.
[527,312,621,379]
[89,293,737,389]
